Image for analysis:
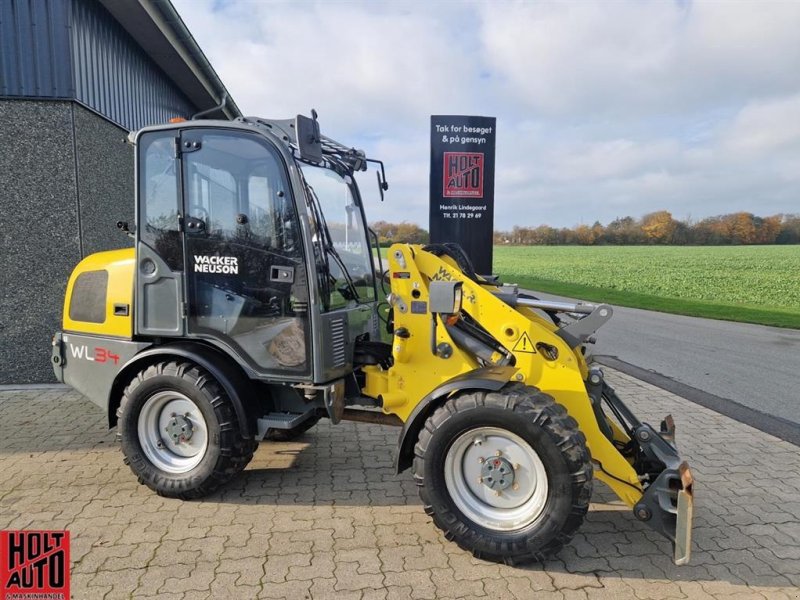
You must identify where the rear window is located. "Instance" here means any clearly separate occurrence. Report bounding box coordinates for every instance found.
[69,270,108,323]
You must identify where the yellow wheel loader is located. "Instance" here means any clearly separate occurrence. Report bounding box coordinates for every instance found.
[52,113,693,565]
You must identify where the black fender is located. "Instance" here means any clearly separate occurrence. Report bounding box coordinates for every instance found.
[395,365,517,473]
[108,341,257,438]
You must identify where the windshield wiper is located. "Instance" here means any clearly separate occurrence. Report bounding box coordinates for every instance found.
[298,173,333,309]
[301,177,363,305]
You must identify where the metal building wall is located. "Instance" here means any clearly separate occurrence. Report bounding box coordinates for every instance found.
[0,0,74,98]
[70,0,195,131]
[0,0,196,131]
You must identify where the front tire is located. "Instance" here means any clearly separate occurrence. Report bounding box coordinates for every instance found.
[117,361,256,499]
[413,383,592,564]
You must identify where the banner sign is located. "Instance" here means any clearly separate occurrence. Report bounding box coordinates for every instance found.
[429,115,496,275]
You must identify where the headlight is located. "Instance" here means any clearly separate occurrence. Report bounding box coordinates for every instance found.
[429,281,463,316]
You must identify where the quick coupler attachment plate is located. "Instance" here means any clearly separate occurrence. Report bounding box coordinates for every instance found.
[632,422,695,565]
[675,463,694,565]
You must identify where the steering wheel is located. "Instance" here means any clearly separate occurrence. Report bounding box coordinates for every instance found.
[348,263,366,277]
[189,205,210,224]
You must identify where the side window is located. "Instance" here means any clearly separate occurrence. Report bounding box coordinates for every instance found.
[247,164,298,253]
[188,165,237,236]
[248,176,276,245]
[139,132,182,270]
[184,133,298,254]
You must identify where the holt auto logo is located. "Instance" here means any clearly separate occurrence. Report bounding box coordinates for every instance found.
[1,531,70,600]
[443,152,484,198]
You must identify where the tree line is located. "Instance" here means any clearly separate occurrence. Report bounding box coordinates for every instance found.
[371,212,800,246]
[371,221,430,246]
[495,211,800,245]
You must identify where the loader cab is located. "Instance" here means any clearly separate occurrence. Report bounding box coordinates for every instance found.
[133,119,379,383]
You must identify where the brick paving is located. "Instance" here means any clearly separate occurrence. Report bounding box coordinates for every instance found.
[1,368,799,599]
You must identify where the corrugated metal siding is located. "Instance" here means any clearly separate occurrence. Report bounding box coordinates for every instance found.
[1,0,197,131]
[0,0,74,97]
[70,0,195,131]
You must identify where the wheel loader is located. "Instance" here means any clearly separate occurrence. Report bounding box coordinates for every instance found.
[51,112,693,565]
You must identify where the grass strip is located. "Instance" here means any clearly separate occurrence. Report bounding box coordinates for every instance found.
[500,274,800,330]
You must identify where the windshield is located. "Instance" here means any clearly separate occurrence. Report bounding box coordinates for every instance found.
[300,164,376,309]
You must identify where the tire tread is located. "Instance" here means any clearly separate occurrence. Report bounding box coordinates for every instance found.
[117,360,256,500]
[412,383,593,565]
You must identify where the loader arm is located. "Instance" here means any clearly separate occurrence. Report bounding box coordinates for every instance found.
[363,243,693,564]
[364,244,644,505]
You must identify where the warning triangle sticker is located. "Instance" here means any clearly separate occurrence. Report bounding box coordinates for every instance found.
[512,332,536,354]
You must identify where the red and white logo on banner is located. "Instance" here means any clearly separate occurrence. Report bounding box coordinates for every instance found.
[443,152,484,198]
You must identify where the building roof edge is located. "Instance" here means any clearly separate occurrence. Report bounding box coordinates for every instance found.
[98,0,242,120]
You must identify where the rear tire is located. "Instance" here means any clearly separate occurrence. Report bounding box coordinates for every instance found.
[413,383,592,564]
[264,415,321,441]
[117,360,256,499]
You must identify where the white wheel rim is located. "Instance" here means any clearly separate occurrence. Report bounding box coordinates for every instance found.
[137,391,209,473]
[444,426,549,532]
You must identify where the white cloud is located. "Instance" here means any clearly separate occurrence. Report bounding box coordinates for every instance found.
[177,1,481,130]
[546,139,682,183]
[722,93,800,156]
[479,1,800,117]
[174,0,800,228]
[479,2,684,115]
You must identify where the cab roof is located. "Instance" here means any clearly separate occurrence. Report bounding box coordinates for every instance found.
[133,115,369,175]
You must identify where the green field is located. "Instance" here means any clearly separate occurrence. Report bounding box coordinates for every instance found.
[493,245,800,328]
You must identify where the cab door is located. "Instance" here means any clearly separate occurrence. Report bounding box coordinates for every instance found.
[180,129,311,378]
[136,130,186,337]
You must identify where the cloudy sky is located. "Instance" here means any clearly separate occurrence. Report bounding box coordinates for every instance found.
[173,0,800,229]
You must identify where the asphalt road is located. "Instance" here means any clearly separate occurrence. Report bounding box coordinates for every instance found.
[529,290,800,425]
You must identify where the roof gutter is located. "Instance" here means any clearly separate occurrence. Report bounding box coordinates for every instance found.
[138,0,242,120]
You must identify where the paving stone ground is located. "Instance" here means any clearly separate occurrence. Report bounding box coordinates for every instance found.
[1,368,799,599]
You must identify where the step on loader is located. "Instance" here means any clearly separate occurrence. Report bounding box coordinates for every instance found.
[52,112,693,565]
